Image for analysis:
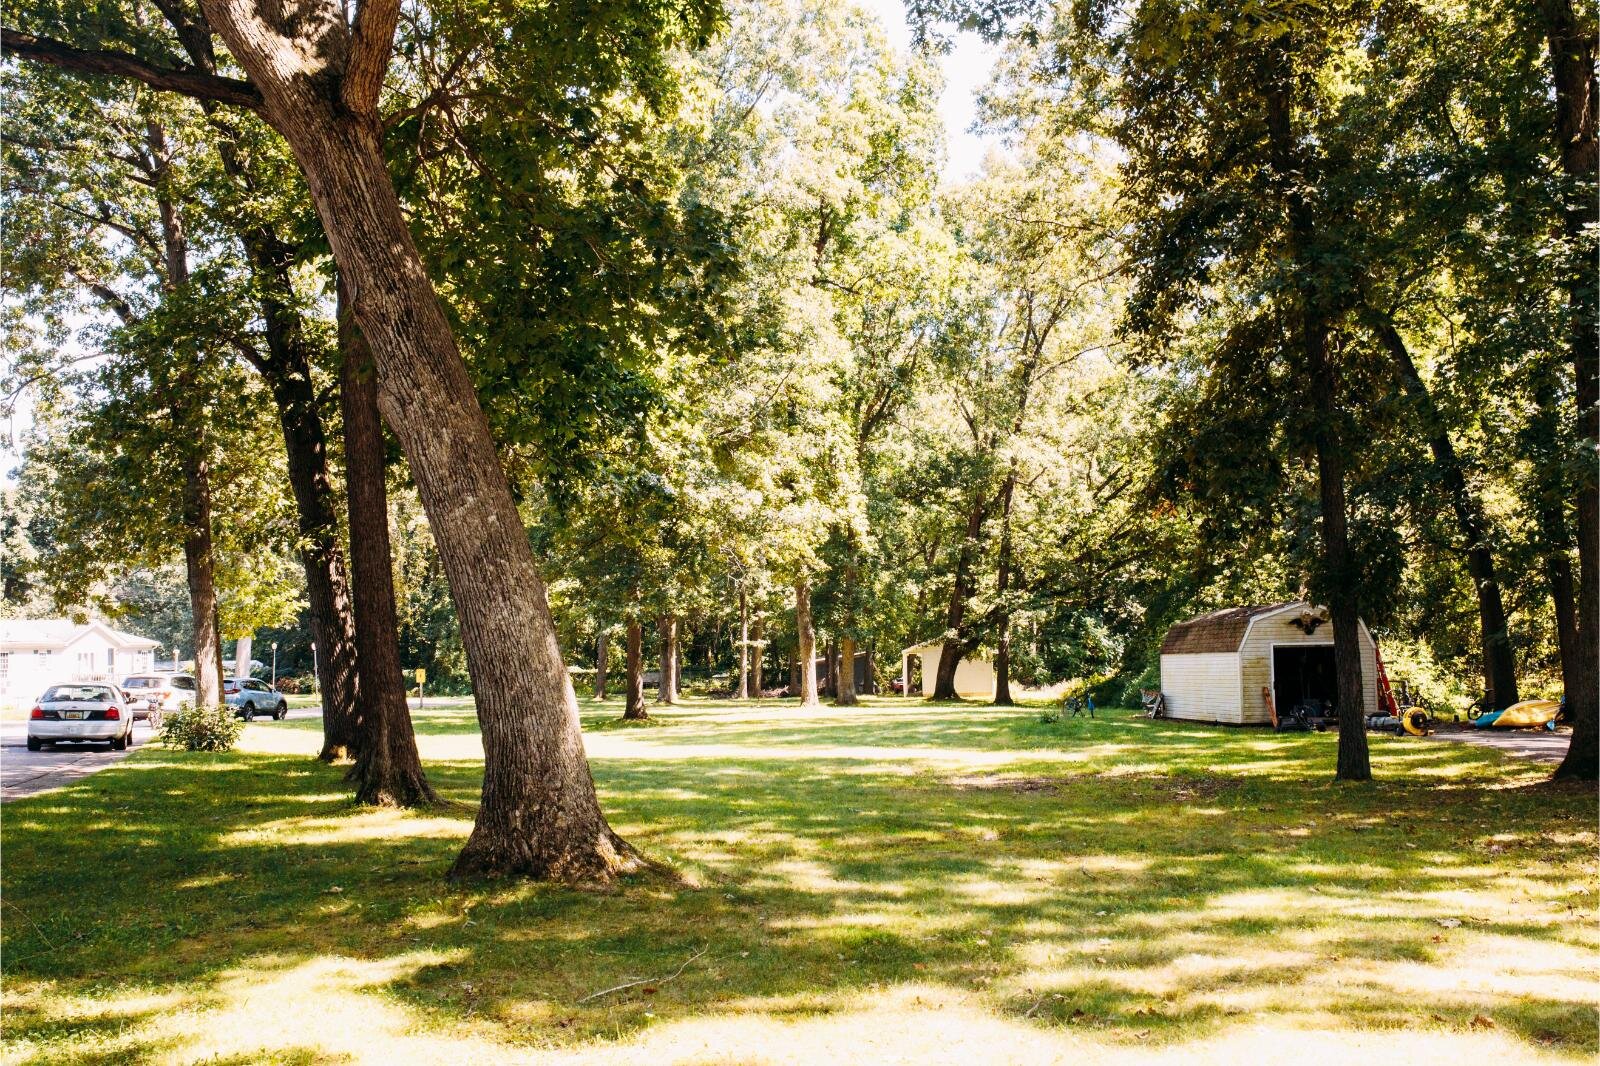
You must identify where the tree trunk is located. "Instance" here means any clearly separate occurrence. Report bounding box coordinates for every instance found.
[656,615,677,705]
[993,469,1017,707]
[1264,70,1370,780]
[150,119,223,712]
[594,631,609,700]
[181,464,224,710]
[340,284,437,807]
[736,588,750,699]
[823,638,837,698]
[195,9,639,880]
[934,490,987,700]
[795,579,819,707]
[751,617,764,695]
[836,636,858,706]
[1369,315,1519,708]
[624,618,647,720]
[788,649,800,698]
[255,290,362,760]
[1540,0,1599,780]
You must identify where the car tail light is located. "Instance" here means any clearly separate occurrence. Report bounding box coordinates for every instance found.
[29,707,43,719]
[105,707,120,720]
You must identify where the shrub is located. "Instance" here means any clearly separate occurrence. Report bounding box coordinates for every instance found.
[161,703,245,752]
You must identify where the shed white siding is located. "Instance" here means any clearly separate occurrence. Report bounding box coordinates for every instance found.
[1237,611,1379,723]
[1159,602,1380,727]
[1159,652,1244,723]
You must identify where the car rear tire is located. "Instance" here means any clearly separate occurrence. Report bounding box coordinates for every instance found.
[26,737,41,752]
[275,701,288,720]
[243,708,255,722]
[111,732,127,751]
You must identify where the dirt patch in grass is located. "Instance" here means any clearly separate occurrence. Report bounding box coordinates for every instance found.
[947,774,1063,794]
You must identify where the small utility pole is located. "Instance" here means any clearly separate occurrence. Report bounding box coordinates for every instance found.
[311,642,318,695]
[271,642,278,690]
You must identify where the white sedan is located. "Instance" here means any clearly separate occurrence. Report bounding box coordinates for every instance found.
[27,682,137,752]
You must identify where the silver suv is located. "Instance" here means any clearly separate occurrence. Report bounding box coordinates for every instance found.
[225,678,288,720]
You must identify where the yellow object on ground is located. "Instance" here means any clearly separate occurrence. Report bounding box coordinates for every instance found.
[1489,699,1561,728]
[1401,707,1431,736]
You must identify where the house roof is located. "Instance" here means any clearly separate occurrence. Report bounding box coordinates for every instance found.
[1160,603,1300,655]
[0,618,161,652]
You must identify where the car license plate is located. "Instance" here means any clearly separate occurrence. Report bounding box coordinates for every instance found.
[63,710,86,720]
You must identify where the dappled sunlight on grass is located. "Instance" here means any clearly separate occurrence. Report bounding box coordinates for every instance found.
[2,698,1594,1063]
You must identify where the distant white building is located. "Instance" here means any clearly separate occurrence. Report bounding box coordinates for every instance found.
[898,640,1068,701]
[0,619,160,708]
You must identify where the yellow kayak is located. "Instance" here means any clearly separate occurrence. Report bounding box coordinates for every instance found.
[1476,699,1561,729]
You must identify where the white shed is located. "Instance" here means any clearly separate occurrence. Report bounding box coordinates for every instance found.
[898,641,1069,701]
[1158,602,1379,725]
[0,619,160,709]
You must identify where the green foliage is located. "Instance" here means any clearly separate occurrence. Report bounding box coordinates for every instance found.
[160,702,245,752]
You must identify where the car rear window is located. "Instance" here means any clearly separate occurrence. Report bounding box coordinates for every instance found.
[123,677,160,688]
[42,684,116,703]
[171,676,196,690]
[223,681,241,692]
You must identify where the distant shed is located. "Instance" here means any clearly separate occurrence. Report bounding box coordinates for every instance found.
[1158,602,1379,725]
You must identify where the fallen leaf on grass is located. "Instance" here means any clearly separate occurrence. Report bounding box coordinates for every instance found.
[1435,918,1461,929]
[1471,1014,1495,1029]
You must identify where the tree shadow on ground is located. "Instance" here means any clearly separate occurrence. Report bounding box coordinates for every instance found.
[1,705,1593,1063]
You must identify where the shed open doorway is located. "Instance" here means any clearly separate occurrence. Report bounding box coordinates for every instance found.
[1273,645,1338,717]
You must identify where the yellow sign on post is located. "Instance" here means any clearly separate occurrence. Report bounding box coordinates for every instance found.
[414,668,426,685]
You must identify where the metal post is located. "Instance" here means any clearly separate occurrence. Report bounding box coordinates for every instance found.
[271,642,278,690]
[311,642,318,695]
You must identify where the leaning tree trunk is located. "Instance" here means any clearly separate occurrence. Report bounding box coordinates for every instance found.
[795,579,820,707]
[594,631,609,700]
[1541,0,1599,780]
[340,284,436,807]
[253,274,361,760]
[623,618,647,720]
[656,615,677,705]
[195,6,639,880]
[1370,316,1518,708]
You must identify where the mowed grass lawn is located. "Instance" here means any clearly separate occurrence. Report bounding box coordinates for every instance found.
[2,696,1595,1064]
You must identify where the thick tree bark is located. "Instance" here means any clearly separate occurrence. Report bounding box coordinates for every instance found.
[934,489,988,700]
[180,465,224,709]
[795,579,819,706]
[594,631,608,700]
[1263,71,1370,780]
[836,636,858,706]
[992,469,1018,706]
[751,617,764,695]
[339,286,436,807]
[1369,316,1519,708]
[623,618,648,720]
[192,0,640,878]
[736,588,750,699]
[1540,0,1599,780]
[656,615,677,705]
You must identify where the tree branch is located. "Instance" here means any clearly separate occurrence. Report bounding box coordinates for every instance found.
[344,0,399,112]
[1,28,263,112]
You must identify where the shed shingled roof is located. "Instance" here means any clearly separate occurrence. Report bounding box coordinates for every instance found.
[1160,603,1297,655]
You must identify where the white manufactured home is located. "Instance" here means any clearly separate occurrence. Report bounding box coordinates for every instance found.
[0,619,160,710]
[1158,602,1379,725]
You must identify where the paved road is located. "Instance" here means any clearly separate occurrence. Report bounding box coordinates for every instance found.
[1428,724,1573,765]
[1,707,324,802]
